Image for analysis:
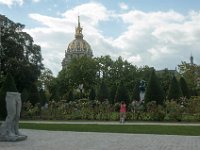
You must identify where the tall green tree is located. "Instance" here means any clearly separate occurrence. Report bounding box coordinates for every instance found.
[167,76,183,101]
[37,68,54,101]
[115,81,129,104]
[27,83,41,105]
[97,80,109,102]
[157,68,174,97]
[138,66,153,81]
[48,78,62,101]
[95,55,113,81]
[178,61,200,95]
[179,77,190,99]
[0,16,43,92]
[109,84,117,103]
[89,87,96,101]
[55,68,70,100]
[39,89,48,106]
[67,56,98,91]
[21,88,29,103]
[131,80,140,101]
[67,89,74,102]
[109,56,137,88]
[37,68,54,91]
[144,69,165,105]
[0,73,18,119]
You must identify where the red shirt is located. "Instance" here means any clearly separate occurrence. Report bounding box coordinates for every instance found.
[120,104,126,113]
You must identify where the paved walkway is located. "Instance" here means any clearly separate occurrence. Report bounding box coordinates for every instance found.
[0,129,200,150]
[1,121,200,150]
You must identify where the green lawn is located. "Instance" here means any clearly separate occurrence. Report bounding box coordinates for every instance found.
[20,123,200,136]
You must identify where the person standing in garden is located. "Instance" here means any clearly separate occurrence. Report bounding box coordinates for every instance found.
[120,101,126,124]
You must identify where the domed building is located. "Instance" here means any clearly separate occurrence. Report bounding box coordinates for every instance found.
[62,16,93,68]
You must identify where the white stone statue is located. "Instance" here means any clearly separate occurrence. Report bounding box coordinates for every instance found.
[139,80,146,102]
[0,92,27,141]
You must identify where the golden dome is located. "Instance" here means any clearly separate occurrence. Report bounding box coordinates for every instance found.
[67,38,92,53]
[62,16,93,68]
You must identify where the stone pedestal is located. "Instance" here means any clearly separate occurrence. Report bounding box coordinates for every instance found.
[0,92,27,141]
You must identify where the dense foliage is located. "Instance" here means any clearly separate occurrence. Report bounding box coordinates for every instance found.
[179,77,190,98]
[144,70,165,105]
[115,81,129,103]
[0,16,44,106]
[97,80,109,102]
[21,96,200,122]
[168,76,183,101]
[89,87,96,101]
[131,80,140,101]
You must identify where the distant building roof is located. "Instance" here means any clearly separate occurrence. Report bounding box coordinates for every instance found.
[156,68,179,76]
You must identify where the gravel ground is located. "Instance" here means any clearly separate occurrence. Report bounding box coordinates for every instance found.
[0,129,200,150]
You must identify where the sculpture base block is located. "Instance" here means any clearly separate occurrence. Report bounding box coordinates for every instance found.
[0,135,27,142]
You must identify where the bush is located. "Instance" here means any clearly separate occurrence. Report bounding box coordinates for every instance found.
[21,97,200,122]
[165,100,183,121]
[185,96,200,114]
[146,101,165,121]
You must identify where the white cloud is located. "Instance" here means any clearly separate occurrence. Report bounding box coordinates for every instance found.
[25,2,200,76]
[119,2,128,10]
[115,10,200,69]
[0,0,40,7]
[32,0,40,3]
[28,13,73,32]
[61,2,112,26]
[0,0,23,7]
[127,55,142,63]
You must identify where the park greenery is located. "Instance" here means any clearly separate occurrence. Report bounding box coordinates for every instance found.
[1,16,200,122]
[20,123,200,136]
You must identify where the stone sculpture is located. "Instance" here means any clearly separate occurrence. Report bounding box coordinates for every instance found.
[0,92,27,141]
[139,80,146,101]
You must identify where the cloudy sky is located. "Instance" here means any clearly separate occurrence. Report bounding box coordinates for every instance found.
[0,0,200,76]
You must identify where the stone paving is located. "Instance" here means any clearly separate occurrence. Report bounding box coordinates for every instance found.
[0,129,200,150]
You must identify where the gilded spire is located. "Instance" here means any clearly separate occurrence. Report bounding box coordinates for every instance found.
[75,16,83,39]
[190,53,194,65]
[78,16,80,28]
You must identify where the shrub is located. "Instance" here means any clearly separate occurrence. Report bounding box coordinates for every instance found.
[165,100,183,121]
[186,96,200,113]
[146,101,165,121]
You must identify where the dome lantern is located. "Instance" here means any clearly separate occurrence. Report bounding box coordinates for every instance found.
[75,16,83,39]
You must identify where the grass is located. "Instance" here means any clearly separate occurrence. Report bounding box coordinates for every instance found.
[20,123,200,136]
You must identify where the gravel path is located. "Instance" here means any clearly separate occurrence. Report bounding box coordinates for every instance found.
[1,129,200,150]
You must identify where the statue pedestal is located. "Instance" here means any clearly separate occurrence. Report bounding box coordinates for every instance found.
[0,134,27,142]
